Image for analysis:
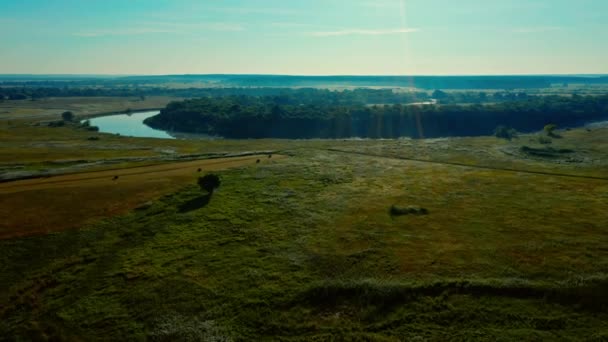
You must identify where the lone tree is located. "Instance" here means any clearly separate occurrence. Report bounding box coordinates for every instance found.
[544,123,558,137]
[432,89,448,100]
[62,111,74,122]
[198,174,221,194]
[494,125,517,141]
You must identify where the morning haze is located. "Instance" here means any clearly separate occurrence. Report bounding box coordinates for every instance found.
[1,0,607,75]
[1,1,608,341]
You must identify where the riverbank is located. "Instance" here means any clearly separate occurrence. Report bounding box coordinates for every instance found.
[79,107,165,120]
[85,110,226,140]
[85,110,174,139]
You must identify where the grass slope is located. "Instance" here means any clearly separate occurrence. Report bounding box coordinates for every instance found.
[1,148,607,340]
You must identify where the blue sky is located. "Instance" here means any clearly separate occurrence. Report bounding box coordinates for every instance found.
[1,0,606,75]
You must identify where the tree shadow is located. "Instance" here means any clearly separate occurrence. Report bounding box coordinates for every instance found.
[179,193,212,213]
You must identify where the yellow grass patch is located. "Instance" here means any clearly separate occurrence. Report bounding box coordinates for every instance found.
[0,155,285,239]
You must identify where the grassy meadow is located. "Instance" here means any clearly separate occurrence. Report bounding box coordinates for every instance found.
[0,96,180,121]
[1,98,608,340]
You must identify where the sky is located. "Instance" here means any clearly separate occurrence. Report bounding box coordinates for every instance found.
[1,0,607,75]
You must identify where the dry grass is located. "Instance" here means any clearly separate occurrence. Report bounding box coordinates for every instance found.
[307,152,608,280]
[0,122,291,167]
[0,155,285,239]
[324,127,608,179]
[0,96,180,121]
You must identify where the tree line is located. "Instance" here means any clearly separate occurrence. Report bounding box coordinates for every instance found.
[0,86,535,106]
[0,86,431,103]
[5,74,608,89]
[144,94,608,139]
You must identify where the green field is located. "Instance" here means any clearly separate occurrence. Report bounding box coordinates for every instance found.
[1,98,608,340]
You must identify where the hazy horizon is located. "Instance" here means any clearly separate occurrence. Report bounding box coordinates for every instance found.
[2,73,608,78]
[2,0,607,75]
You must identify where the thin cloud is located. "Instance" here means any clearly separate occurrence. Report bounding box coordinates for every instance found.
[214,7,297,15]
[310,28,419,37]
[74,22,244,37]
[361,1,402,9]
[73,28,180,37]
[454,1,549,14]
[151,21,245,32]
[204,23,245,32]
[511,26,562,34]
[270,22,312,28]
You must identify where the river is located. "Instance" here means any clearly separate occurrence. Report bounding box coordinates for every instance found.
[84,111,175,139]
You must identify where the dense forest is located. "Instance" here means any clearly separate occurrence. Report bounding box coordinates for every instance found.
[145,94,608,139]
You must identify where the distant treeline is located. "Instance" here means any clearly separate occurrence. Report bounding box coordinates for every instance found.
[0,86,536,105]
[3,74,608,90]
[144,94,608,139]
[0,86,430,103]
[113,74,608,89]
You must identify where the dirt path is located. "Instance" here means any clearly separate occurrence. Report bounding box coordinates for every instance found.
[0,154,284,239]
[324,148,608,181]
[0,154,284,194]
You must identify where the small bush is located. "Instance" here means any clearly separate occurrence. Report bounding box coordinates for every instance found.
[87,136,100,141]
[494,125,517,141]
[544,123,558,137]
[390,205,428,216]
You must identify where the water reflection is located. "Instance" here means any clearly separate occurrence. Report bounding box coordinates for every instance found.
[85,111,175,139]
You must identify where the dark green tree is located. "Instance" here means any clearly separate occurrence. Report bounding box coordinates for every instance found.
[544,123,558,137]
[494,125,517,141]
[62,111,74,122]
[432,89,448,100]
[198,174,221,194]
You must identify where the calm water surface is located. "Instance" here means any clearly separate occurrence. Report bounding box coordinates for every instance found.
[85,111,174,139]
